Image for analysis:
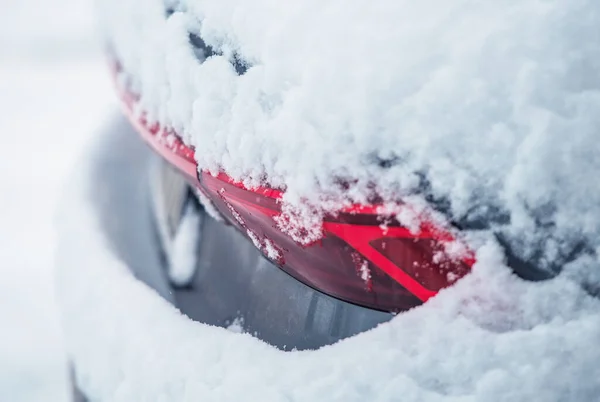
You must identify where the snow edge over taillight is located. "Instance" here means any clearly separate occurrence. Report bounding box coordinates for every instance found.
[113,63,475,312]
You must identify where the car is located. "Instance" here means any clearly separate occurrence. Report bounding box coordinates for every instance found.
[71,84,479,401]
[68,0,600,400]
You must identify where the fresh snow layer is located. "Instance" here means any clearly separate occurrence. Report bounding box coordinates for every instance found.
[98,0,600,279]
[57,119,600,401]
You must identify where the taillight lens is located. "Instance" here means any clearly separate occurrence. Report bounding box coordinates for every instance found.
[116,67,474,313]
[197,172,472,313]
[370,238,470,292]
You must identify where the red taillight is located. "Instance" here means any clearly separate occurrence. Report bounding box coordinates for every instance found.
[115,67,474,313]
[370,238,470,292]
[198,173,426,312]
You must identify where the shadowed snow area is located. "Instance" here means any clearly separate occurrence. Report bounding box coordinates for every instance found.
[100,0,600,280]
[0,0,111,400]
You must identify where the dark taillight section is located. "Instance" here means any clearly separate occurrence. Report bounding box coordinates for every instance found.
[196,173,471,313]
[197,173,424,312]
[370,238,470,292]
[115,66,474,313]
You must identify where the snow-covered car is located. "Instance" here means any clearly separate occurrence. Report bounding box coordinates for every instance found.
[63,0,600,400]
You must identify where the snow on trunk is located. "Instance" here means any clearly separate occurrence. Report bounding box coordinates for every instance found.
[98,0,600,281]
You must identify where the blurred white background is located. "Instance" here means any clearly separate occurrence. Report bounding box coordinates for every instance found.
[0,1,112,400]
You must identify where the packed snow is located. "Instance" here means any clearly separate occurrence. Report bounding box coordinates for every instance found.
[99,0,600,281]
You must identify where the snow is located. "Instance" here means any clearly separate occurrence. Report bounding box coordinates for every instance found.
[263,238,282,262]
[56,140,600,400]
[167,203,201,287]
[7,0,592,400]
[99,0,600,280]
[226,317,245,334]
[0,1,112,400]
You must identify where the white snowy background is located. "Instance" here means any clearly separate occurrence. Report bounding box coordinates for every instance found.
[0,1,110,400]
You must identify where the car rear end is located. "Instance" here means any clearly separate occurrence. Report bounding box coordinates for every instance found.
[65,0,600,399]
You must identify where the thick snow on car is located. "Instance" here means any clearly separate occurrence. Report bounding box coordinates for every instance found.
[58,0,600,400]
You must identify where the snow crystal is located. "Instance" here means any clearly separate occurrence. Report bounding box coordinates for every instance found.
[263,238,282,262]
[193,187,222,222]
[358,260,371,283]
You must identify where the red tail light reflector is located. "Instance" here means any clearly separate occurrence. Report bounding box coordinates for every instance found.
[116,72,475,313]
[199,173,428,312]
[370,238,470,292]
